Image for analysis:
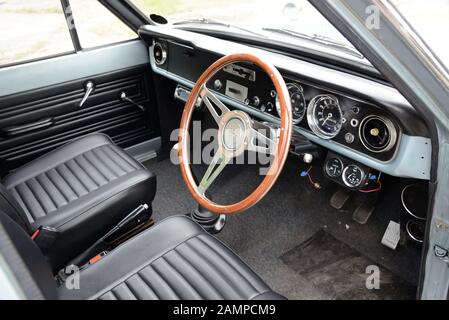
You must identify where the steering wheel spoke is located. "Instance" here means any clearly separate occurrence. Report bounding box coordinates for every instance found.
[198,149,231,194]
[248,121,277,155]
[200,85,230,125]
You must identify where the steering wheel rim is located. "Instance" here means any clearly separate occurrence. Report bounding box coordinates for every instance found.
[178,53,292,215]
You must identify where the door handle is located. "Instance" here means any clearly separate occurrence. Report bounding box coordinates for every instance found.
[1,117,54,137]
[79,81,95,107]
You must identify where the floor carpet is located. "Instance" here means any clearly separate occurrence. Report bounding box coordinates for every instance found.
[144,156,421,299]
[280,230,416,299]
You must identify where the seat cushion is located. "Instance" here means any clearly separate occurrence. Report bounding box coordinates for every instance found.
[2,134,156,270]
[58,216,285,300]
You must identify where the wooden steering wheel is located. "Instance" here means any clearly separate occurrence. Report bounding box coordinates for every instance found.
[178,53,292,215]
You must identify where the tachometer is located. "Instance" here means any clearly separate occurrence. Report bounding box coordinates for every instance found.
[276,83,306,124]
[307,94,342,139]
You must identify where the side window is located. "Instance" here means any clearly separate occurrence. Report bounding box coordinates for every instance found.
[0,0,75,66]
[69,0,136,49]
[0,0,137,67]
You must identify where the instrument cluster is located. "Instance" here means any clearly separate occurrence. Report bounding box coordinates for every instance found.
[274,82,345,139]
[271,79,400,163]
[207,64,401,162]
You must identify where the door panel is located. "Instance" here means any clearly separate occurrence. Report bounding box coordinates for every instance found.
[0,64,159,173]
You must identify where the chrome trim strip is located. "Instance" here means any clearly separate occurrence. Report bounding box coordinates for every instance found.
[406,220,424,244]
[401,184,427,221]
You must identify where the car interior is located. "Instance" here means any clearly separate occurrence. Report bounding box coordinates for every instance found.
[0,1,438,300]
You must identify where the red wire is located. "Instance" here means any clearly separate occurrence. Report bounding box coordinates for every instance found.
[359,181,382,193]
[305,166,318,187]
[307,173,316,186]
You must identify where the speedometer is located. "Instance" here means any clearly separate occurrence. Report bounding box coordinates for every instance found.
[307,94,342,139]
[276,83,306,124]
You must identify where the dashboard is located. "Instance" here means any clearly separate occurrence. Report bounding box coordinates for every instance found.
[140,25,432,182]
[206,63,400,162]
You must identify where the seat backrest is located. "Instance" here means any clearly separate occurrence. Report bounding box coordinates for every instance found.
[0,183,32,233]
[0,208,55,299]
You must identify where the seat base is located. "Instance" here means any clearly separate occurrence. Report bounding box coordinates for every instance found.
[58,216,285,300]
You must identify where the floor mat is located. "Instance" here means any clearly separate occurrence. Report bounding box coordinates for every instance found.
[280,230,417,300]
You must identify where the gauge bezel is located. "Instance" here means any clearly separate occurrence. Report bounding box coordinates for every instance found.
[276,83,306,124]
[325,157,344,178]
[342,164,365,188]
[307,94,343,139]
[153,42,167,65]
[359,115,398,153]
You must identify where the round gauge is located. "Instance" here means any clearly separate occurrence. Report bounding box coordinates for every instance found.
[342,165,365,188]
[276,83,306,124]
[325,158,344,178]
[307,94,343,139]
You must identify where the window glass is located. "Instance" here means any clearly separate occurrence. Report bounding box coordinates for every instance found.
[392,0,449,69]
[69,0,136,49]
[130,0,449,69]
[0,0,74,66]
[130,0,365,63]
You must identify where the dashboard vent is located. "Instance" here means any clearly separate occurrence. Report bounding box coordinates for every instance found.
[153,42,167,65]
[360,115,397,153]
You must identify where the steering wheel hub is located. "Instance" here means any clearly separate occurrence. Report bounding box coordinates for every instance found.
[223,118,246,150]
[218,110,252,155]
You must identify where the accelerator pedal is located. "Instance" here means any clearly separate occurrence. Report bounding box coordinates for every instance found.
[381,221,401,250]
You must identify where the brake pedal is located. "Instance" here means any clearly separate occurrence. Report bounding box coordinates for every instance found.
[352,203,376,224]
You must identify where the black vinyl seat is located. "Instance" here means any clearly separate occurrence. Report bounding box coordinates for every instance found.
[0,209,285,300]
[0,134,156,270]
[58,216,285,300]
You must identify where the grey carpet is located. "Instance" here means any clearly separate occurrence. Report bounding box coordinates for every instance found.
[144,156,421,300]
[280,230,416,300]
